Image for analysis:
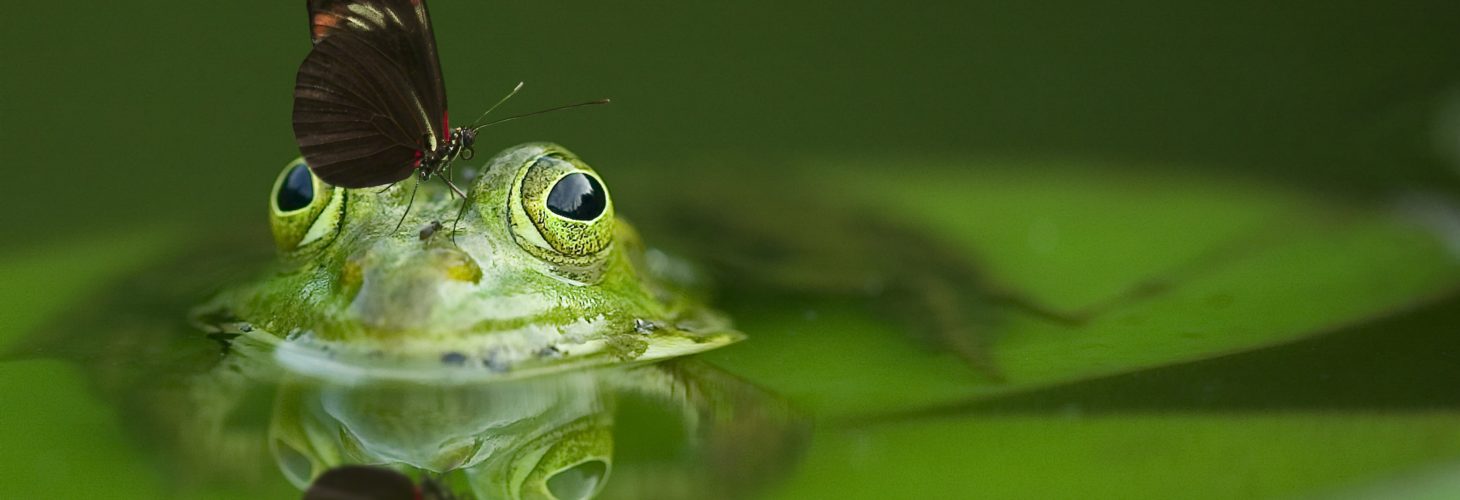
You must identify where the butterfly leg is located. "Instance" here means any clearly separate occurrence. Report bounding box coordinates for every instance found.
[393,178,421,232]
[449,197,471,243]
[435,169,472,242]
[440,174,467,199]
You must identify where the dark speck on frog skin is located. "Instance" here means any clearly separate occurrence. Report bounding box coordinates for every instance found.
[483,350,508,372]
[441,351,468,365]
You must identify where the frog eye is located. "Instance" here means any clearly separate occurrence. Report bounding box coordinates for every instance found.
[546,173,608,221]
[545,459,609,500]
[275,162,315,212]
[270,159,345,252]
[508,152,615,268]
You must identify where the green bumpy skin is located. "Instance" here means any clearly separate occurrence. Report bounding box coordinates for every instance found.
[196,143,740,382]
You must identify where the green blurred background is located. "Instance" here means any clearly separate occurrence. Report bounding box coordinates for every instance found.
[7,2,1460,498]
[3,1,1460,248]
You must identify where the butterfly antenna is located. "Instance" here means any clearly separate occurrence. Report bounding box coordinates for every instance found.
[464,81,525,129]
[394,178,422,232]
[470,98,611,132]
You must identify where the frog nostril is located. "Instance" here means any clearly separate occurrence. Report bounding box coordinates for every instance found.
[430,248,481,283]
[340,257,365,292]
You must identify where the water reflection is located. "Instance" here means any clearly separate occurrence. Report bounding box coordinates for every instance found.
[25,323,805,499]
[273,368,612,497]
[275,343,807,498]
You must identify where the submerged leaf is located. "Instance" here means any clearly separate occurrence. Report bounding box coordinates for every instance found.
[771,412,1460,499]
[683,162,1460,418]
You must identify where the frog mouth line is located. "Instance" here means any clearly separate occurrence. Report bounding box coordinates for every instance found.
[248,322,744,385]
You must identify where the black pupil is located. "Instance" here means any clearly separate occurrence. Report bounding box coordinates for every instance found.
[277,164,315,212]
[546,173,606,221]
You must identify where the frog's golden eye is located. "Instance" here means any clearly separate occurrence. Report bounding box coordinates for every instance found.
[509,152,615,269]
[269,159,345,252]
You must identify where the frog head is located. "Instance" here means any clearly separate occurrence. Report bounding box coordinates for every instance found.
[206,143,738,381]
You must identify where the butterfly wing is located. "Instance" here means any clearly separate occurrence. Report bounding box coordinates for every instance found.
[292,0,449,188]
[304,465,419,500]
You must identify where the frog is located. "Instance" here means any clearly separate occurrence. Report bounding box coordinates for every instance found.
[192,142,742,382]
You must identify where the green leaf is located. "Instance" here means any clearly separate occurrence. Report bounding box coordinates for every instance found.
[0,226,182,351]
[770,413,1460,499]
[0,360,297,499]
[704,163,1460,418]
[0,360,164,498]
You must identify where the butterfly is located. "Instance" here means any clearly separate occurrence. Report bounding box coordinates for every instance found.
[292,0,476,194]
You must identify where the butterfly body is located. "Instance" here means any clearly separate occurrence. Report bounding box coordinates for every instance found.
[417,126,477,181]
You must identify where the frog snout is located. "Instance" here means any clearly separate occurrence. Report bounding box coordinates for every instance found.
[422,246,484,284]
[345,247,482,333]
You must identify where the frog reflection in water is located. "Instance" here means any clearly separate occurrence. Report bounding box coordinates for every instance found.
[271,359,800,500]
[197,142,741,380]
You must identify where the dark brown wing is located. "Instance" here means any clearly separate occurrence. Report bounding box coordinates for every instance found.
[304,466,419,500]
[292,0,449,188]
